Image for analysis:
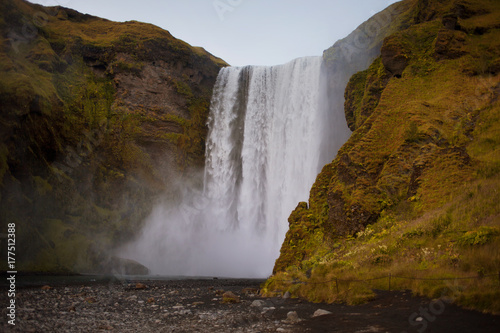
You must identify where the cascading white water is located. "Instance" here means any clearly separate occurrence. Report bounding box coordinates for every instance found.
[121,56,350,278]
[205,57,326,237]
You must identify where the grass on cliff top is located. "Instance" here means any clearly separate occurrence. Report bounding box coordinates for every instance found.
[5,0,228,67]
[44,7,227,66]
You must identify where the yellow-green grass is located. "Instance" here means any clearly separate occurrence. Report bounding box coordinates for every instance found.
[264,176,500,312]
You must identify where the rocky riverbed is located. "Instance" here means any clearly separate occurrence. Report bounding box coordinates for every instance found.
[1,278,498,332]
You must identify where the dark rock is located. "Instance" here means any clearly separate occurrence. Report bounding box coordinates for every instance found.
[452,0,491,19]
[102,256,150,276]
[442,14,459,30]
[434,29,468,60]
[327,190,378,236]
[488,58,500,75]
[381,35,410,77]
[135,283,148,290]
[222,291,240,304]
[414,0,434,24]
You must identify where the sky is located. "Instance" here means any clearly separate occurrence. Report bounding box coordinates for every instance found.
[27,0,400,66]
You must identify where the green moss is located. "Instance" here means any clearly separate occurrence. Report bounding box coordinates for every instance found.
[173,79,194,99]
[28,218,94,272]
[113,59,145,74]
[404,121,420,142]
[270,0,500,313]
[457,227,499,247]
[344,69,369,130]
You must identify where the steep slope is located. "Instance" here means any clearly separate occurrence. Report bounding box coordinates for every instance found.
[266,0,500,313]
[0,0,227,273]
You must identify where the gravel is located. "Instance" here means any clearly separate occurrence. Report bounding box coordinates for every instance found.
[1,278,498,332]
[0,279,299,333]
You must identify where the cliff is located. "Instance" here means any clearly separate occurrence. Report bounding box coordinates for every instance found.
[267,0,500,313]
[0,0,227,273]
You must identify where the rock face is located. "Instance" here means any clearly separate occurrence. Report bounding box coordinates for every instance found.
[0,0,227,273]
[273,0,415,273]
[271,0,500,310]
[434,29,468,60]
[381,35,410,77]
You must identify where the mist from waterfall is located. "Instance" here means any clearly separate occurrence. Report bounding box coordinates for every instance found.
[121,56,350,278]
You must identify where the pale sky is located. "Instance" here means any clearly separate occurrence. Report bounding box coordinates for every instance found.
[27,0,400,66]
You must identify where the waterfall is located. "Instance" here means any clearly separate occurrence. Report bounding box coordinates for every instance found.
[205,56,328,244]
[121,56,350,278]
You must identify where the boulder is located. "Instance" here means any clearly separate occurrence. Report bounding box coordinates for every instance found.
[381,35,410,77]
[286,311,301,323]
[222,291,240,304]
[313,309,332,317]
[103,256,150,276]
[250,300,266,308]
[135,283,147,290]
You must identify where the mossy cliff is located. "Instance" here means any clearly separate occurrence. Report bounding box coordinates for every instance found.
[266,0,500,313]
[0,0,227,273]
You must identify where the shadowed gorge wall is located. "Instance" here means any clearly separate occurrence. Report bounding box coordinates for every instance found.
[0,0,227,273]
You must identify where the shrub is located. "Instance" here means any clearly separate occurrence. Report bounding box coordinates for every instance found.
[457,227,499,247]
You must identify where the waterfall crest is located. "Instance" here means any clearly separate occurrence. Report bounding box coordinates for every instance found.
[121,56,350,278]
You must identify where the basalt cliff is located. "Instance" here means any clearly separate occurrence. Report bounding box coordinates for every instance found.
[0,0,227,273]
[266,0,500,314]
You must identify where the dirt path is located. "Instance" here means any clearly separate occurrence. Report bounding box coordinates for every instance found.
[0,278,498,332]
